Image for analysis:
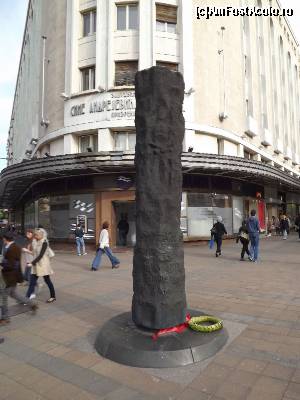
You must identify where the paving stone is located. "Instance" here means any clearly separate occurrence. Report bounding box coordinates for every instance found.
[263,362,295,381]
[100,387,145,400]
[227,369,260,386]
[284,382,300,399]
[91,359,182,397]
[237,358,268,374]
[291,369,300,383]
[2,240,300,399]
[248,376,288,398]
[175,388,211,400]
[0,375,23,399]
[213,352,242,368]
[215,380,252,400]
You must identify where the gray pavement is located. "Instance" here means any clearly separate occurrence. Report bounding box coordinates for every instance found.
[1,235,300,399]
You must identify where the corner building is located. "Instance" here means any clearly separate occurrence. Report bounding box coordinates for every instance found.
[1,0,300,245]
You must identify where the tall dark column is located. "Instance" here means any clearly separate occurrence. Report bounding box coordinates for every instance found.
[132,66,187,329]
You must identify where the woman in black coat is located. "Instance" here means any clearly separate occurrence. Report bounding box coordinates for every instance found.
[236,221,251,261]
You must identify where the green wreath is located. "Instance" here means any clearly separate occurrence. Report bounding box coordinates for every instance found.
[188,316,223,333]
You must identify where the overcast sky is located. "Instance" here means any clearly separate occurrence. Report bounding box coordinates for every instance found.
[0,0,299,171]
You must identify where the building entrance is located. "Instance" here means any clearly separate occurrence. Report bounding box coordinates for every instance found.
[113,201,136,247]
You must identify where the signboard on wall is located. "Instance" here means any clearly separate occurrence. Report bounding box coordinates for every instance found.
[64,90,136,127]
[77,215,87,233]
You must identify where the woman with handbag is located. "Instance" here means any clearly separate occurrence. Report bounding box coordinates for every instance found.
[236,221,252,261]
[91,222,120,271]
[21,229,34,283]
[26,229,56,303]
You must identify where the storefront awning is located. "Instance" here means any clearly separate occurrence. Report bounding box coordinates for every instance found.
[1,151,300,208]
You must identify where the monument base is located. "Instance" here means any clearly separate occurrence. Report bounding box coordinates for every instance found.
[95,310,228,368]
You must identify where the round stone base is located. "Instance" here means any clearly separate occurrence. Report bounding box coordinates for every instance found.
[95,310,228,368]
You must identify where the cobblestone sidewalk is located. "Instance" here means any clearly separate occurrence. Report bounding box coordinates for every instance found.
[1,235,300,399]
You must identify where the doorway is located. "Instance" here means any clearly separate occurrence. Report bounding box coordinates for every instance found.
[113,201,136,247]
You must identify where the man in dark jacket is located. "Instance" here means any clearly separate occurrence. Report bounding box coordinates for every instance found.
[75,224,87,256]
[211,216,227,257]
[246,210,260,262]
[117,214,130,246]
[0,233,37,324]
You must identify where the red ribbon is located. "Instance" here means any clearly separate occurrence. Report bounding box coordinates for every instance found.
[152,314,191,341]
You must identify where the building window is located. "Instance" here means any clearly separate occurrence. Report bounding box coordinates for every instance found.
[244,150,254,160]
[79,134,98,153]
[156,61,178,72]
[81,66,95,91]
[114,132,136,151]
[82,9,96,37]
[156,4,177,33]
[115,61,138,86]
[117,4,138,30]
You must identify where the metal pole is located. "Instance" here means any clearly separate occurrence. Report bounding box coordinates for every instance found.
[221,27,226,117]
[41,36,48,126]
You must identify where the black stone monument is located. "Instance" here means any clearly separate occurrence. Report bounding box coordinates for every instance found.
[95,67,228,368]
[132,66,187,329]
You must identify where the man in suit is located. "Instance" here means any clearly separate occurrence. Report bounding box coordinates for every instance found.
[0,233,38,325]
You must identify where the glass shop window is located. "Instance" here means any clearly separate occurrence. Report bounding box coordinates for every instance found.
[156,4,177,33]
[114,132,136,151]
[115,61,138,86]
[117,4,138,30]
[82,9,96,37]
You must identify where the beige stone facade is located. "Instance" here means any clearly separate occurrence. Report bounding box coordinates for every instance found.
[7,0,300,178]
[192,0,300,170]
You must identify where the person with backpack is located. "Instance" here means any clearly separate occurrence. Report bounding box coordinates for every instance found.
[211,216,227,257]
[75,223,87,256]
[236,221,252,261]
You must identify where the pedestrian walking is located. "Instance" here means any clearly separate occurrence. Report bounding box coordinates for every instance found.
[236,221,252,261]
[26,229,56,303]
[22,229,34,283]
[280,215,289,240]
[275,216,280,236]
[246,210,260,262]
[91,222,120,270]
[211,216,227,258]
[75,223,87,256]
[117,214,129,246]
[295,214,300,240]
[0,233,38,325]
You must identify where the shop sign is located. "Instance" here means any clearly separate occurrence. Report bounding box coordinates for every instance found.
[77,215,87,233]
[66,91,135,126]
[117,176,133,190]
